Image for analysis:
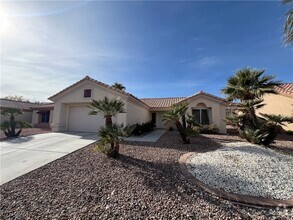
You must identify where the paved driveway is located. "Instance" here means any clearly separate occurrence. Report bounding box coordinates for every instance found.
[0,132,97,185]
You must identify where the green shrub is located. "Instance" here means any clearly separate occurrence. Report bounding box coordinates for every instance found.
[193,124,219,134]
[285,130,293,135]
[132,121,155,136]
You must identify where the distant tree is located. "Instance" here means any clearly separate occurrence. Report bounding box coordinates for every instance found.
[3,95,29,102]
[112,82,126,91]
[283,0,293,45]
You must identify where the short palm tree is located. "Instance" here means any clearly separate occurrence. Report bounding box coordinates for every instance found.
[163,102,190,144]
[222,67,291,145]
[89,97,125,126]
[96,123,133,158]
[112,82,126,91]
[0,107,23,137]
[221,67,281,102]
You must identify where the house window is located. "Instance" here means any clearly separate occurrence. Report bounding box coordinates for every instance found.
[192,109,210,125]
[38,111,50,123]
[84,89,92,98]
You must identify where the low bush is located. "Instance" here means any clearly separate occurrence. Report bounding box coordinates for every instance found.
[132,121,156,136]
[285,130,293,135]
[193,124,219,134]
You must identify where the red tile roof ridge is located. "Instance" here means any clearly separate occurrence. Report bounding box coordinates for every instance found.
[275,83,293,97]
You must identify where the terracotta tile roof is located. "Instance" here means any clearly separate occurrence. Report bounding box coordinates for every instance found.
[0,99,40,111]
[140,97,186,108]
[275,83,293,97]
[30,103,54,110]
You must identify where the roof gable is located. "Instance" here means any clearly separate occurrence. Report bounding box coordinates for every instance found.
[178,91,229,105]
[48,76,149,109]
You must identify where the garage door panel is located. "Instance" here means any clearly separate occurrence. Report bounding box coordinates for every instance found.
[68,106,104,132]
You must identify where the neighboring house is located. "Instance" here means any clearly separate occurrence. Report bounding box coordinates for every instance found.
[256,83,293,131]
[48,76,229,133]
[0,98,54,129]
[0,99,39,124]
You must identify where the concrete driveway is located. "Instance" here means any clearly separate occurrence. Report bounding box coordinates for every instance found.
[0,132,97,185]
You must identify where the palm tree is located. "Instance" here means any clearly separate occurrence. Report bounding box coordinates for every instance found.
[112,82,126,91]
[0,107,23,137]
[163,102,190,144]
[96,123,133,158]
[221,67,292,145]
[88,97,125,126]
[221,67,281,102]
[283,0,293,45]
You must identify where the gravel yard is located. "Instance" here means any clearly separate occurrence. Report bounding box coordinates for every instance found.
[1,132,292,219]
[187,142,293,200]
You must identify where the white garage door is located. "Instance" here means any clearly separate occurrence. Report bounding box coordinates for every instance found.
[68,106,104,132]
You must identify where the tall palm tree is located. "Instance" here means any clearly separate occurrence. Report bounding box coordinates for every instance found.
[283,0,293,45]
[163,102,190,144]
[221,67,281,102]
[88,97,125,126]
[112,82,126,91]
[0,107,23,137]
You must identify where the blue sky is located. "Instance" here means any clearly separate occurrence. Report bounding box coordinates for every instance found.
[1,1,292,102]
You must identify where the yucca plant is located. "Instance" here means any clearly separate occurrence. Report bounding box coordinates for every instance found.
[163,102,190,144]
[95,123,134,158]
[0,107,23,138]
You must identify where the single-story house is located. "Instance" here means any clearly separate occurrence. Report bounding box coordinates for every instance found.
[0,98,54,129]
[256,83,293,131]
[0,99,39,124]
[46,76,229,133]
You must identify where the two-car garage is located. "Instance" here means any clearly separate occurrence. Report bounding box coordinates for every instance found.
[67,106,104,132]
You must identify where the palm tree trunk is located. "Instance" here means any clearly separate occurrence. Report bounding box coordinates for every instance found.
[175,121,190,144]
[105,115,112,126]
[10,114,16,136]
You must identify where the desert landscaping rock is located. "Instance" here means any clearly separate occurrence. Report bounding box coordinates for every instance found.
[1,132,292,219]
[186,142,293,200]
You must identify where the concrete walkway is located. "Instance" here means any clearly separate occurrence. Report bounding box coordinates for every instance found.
[0,132,97,185]
[125,129,166,142]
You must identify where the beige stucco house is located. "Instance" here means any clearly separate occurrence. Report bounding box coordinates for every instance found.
[0,99,38,124]
[46,76,229,133]
[0,98,54,129]
[256,83,293,131]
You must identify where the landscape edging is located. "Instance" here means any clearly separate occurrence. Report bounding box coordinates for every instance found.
[179,152,293,208]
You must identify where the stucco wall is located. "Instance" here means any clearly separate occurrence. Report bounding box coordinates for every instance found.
[1,111,32,125]
[51,81,147,131]
[154,111,175,129]
[186,96,227,134]
[256,94,293,131]
[126,100,151,125]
